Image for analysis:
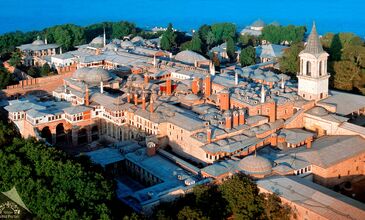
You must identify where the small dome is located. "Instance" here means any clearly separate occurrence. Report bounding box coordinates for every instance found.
[32,39,45,45]
[175,50,207,65]
[238,155,272,176]
[259,123,270,130]
[90,36,104,47]
[112,38,121,44]
[217,139,229,146]
[131,36,144,43]
[105,43,118,50]
[73,67,112,85]
[307,106,329,116]
[121,40,134,49]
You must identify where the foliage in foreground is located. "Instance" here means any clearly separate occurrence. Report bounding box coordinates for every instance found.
[0,121,116,219]
[153,174,292,220]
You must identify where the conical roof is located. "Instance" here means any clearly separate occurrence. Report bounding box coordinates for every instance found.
[301,22,324,56]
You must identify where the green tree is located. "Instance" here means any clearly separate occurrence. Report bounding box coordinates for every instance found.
[279,42,305,76]
[261,25,306,44]
[40,63,51,76]
[261,193,292,220]
[112,21,136,39]
[226,37,236,61]
[240,46,256,67]
[181,33,203,53]
[27,66,40,78]
[160,23,177,51]
[211,23,236,44]
[0,135,115,219]
[218,174,264,220]
[239,34,260,47]
[0,64,16,89]
[212,52,220,68]
[8,50,22,67]
[177,206,208,220]
[206,31,216,50]
[333,60,361,91]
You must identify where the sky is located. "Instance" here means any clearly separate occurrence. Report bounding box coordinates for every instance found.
[0,0,364,36]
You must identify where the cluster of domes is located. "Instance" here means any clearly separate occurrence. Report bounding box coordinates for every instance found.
[73,67,112,85]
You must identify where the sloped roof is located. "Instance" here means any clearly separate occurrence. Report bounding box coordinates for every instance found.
[300,22,326,56]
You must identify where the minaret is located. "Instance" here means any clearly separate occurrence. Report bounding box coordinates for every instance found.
[45,37,48,45]
[235,71,238,85]
[103,27,106,48]
[210,62,215,76]
[100,78,104,94]
[297,22,329,101]
[281,76,285,89]
[260,85,266,103]
[153,55,157,67]
[60,47,63,54]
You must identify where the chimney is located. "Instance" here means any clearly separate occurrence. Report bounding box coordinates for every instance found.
[260,85,266,103]
[127,92,131,103]
[233,111,239,127]
[239,109,245,125]
[306,138,312,149]
[219,90,230,111]
[204,75,211,97]
[149,99,154,113]
[224,110,232,129]
[144,74,149,84]
[207,126,212,143]
[147,142,157,156]
[192,77,199,95]
[85,86,89,106]
[134,93,138,105]
[142,93,146,110]
[166,78,172,95]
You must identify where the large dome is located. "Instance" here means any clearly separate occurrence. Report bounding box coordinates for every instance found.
[73,67,113,85]
[238,155,272,176]
[175,50,207,64]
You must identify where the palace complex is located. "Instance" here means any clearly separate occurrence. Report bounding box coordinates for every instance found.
[3,23,365,218]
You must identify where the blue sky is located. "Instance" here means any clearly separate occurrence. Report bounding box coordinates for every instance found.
[1,0,364,36]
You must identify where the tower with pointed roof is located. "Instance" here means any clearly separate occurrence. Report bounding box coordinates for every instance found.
[297,22,329,101]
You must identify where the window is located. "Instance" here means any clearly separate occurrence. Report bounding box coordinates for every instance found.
[306,61,311,76]
[338,174,341,179]
[319,61,323,76]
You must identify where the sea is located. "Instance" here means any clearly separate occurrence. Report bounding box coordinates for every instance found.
[1,0,365,37]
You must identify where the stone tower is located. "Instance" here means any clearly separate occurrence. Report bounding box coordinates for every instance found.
[297,22,329,101]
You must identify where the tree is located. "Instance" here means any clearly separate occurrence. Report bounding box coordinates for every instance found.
[27,66,40,78]
[240,46,256,67]
[40,63,51,76]
[261,193,292,220]
[112,21,136,39]
[177,206,208,220]
[206,31,216,50]
[0,64,16,89]
[261,25,306,45]
[0,121,16,146]
[8,50,22,67]
[218,174,264,219]
[160,23,177,51]
[211,23,236,45]
[239,34,259,47]
[279,42,305,76]
[226,37,236,61]
[212,53,220,68]
[181,33,202,53]
[0,130,115,219]
[333,60,361,91]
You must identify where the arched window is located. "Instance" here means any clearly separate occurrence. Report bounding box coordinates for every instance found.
[319,61,322,76]
[306,61,311,76]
